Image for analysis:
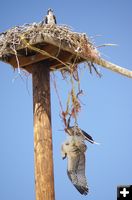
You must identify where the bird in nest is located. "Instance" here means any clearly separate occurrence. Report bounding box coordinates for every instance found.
[61,126,99,195]
[44,8,57,25]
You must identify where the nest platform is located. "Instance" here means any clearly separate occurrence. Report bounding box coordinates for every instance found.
[0,22,132,78]
[0,23,99,73]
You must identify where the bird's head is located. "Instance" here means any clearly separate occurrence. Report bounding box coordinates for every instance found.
[47,8,54,14]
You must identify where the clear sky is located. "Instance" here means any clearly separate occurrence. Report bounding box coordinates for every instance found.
[0,1,132,200]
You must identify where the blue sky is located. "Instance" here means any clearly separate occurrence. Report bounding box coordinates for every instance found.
[0,1,132,200]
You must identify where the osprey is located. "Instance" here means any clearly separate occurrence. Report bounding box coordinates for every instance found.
[61,134,88,195]
[61,126,97,195]
[45,8,57,25]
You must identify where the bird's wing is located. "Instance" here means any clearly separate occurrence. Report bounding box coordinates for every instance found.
[81,129,94,143]
[67,152,88,195]
[53,15,57,24]
[44,16,48,24]
[81,130,100,145]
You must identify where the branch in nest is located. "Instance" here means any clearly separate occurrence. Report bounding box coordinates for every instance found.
[96,43,117,48]
[94,57,132,78]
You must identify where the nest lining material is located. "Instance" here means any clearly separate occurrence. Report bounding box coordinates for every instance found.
[0,22,132,78]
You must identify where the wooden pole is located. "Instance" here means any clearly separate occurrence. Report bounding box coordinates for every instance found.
[32,61,55,200]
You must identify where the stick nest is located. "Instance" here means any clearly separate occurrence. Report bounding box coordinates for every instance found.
[0,23,100,63]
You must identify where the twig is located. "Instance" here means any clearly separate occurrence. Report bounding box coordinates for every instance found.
[96,43,117,48]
